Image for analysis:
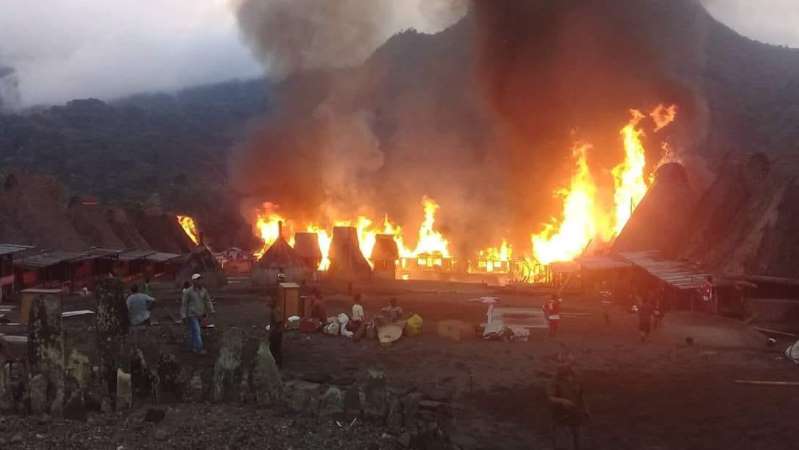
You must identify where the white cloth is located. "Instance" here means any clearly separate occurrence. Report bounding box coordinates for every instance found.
[352,304,365,321]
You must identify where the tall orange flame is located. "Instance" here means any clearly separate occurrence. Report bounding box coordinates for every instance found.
[612,109,649,234]
[531,143,611,264]
[177,215,200,246]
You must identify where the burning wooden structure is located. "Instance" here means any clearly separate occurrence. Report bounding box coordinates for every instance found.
[293,232,322,272]
[328,226,372,281]
[253,233,311,286]
[371,234,398,280]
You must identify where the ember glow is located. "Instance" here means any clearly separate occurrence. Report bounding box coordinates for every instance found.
[177,215,200,245]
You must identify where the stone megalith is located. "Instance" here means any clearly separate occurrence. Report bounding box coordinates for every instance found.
[252,339,283,406]
[27,293,65,415]
[364,368,388,420]
[213,327,245,402]
[95,278,128,401]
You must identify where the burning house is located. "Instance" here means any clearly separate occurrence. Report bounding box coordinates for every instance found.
[252,234,312,286]
[328,227,372,281]
[293,232,323,272]
[176,245,227,288]
[371,234,398,280]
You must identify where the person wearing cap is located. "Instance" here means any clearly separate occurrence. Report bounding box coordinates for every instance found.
[543,294,561,337]
[181,273,215,354]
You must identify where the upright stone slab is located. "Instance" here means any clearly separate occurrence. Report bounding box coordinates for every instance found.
[157,353,181,402]
[116,369,132,410]
[0,359,10,411]
[364,368,388,420]
[29,373,48,414]
[252,339,283,406]
[213,327,245,402]
[65,349,91,389]
[27,294,65,415]
[95,278,128,401]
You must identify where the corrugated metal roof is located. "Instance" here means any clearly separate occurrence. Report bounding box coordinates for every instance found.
[118,250,157,261]
[578,255,633,271]
[619,251,709,290]
[144,252,181,263]
[16,251,90,269]
[0,244,34,256]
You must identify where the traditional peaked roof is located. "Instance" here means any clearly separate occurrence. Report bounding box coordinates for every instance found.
[371,234,399,261]
[257,237,310,269]
[145,252,181,263]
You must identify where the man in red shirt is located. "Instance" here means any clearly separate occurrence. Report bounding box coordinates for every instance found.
[543,294,561,337]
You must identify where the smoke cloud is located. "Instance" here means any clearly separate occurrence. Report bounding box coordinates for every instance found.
[231,0,709,253]
[0,65,21,111]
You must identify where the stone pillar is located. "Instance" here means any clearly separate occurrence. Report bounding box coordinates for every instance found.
[252,338,283,406]
[27,293,65,415]
[213,327,244,402]
[95,278,128,407]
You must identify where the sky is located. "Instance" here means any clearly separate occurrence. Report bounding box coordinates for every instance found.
[0,0,798,107]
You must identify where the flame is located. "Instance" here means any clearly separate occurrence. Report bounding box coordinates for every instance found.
[413,196,450,257]
[612,109,649,234]
[253,203,286,259]
[307,224,331,271]
[177,215,200,245]
[531,143,611,264]
[473,240,512,273]
[650,104,677,132]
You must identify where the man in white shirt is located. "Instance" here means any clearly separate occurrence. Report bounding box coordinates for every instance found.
[126,284,155,327]
[347,293,365,337]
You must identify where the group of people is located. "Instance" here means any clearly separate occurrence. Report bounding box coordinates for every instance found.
[125,273,215,354]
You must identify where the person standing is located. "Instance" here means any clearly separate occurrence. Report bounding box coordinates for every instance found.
[548,364,589,449]
[543,294,561,337]
[126,284,155,327]
[181,273,215,354]
[143,276,153,297]
[599,282,613,326]
[638,296,654,343]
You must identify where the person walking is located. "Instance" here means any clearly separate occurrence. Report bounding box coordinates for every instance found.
[181,273,215,354]
[543,294,562,337]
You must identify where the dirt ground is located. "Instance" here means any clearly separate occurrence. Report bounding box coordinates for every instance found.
[2,279,799,449]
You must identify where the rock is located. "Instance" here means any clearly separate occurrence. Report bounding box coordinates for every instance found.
[10,433,23,443]
[402,392,422,429]
[96,278,128,399]
[37,414,52,425]
[154,428,169,441]
[188,372,204,402]
[66,349,91,389]
[30,373,48,414]
[285,380,320,413]
[398,432,412,448]
[63,392,87,421]
[213,328,245,402]
[364,369,387,420]
[144,408,166,423]
[101,396,113,413]
[157,353,181,401]
[319,386,344,417]
[252,339,283,406]
[343,387,365,418]
[116,369,132,410]
[386,395,403,433]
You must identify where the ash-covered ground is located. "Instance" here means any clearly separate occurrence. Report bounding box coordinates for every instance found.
[2,280,797,450]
